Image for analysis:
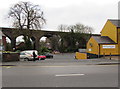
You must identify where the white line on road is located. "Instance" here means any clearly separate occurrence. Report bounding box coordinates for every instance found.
[55,74,85,77]
[6,67,11,69]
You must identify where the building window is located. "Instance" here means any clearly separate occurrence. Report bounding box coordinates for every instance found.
[89,43,93,47]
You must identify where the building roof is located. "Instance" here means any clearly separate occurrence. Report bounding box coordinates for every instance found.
[109,19,120,27]
[92,36,116,44]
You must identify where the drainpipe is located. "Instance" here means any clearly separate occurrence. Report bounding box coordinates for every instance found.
[98,44,100,58]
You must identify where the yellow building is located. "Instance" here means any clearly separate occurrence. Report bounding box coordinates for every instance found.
[87,19,120,57]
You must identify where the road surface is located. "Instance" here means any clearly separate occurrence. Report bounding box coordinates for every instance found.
[1,53,119,87]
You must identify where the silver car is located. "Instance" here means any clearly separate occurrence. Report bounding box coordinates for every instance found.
[20,50,38,61]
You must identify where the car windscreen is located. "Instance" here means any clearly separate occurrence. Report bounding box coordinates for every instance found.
[20,53,25,55]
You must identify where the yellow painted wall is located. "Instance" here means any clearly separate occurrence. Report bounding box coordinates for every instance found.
[87,37,99,55]
[118,28,120,55]
[100,44,118,55]
[87,37,119,55]
[101,20,117,43]
[75,52,87,59]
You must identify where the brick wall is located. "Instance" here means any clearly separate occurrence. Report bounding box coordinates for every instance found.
[2,53,20,62]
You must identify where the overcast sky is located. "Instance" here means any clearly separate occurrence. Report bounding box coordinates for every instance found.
[0,0,119,34]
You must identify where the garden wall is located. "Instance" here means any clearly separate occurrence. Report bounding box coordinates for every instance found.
[2,53,20,62]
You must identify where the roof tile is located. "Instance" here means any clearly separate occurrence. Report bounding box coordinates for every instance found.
[92,36,116,44]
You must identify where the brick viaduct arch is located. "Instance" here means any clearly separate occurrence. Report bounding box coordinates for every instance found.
[1,27,95,51]
[1,27,61,51]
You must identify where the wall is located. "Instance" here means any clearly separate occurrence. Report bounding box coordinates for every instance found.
[87,37,99,55]
[75,52,87,59]
[2,53,20,62]
[100,44,118,55]
[101,20,117,43]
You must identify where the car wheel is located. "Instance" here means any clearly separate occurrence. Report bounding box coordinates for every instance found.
[24,58,29,61]
[41,58,45,60]
[51,56,53,58]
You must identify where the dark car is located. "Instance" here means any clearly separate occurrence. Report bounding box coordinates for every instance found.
[45,53,53,58]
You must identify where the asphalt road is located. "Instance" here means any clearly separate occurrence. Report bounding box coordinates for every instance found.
[1,53,119,87]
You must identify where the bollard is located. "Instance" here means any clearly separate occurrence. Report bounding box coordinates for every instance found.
[103,53,105,59]
[109,53,111,60]
[98,54,99,58]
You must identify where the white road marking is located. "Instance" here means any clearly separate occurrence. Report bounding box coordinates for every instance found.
[6,67,11,69]
[55,74,85,77]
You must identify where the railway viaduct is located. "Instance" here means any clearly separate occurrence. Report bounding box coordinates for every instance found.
[1,27,93,51]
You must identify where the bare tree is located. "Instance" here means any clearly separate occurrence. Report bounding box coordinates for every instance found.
[58,24,68,32]
[58,23,94,34]
[73,23,94,34]
[84,26,94,34]
[74,23,86,33]
[8,1,46,30]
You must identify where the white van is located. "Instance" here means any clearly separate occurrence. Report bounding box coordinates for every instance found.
[20,50,38,61]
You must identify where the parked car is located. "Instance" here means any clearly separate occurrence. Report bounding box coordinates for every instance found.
[37,55,46,60]
[20,50,38,61]
[52,51,60,54]
[45,53,53,58]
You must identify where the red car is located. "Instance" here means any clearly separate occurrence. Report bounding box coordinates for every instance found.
[37,55,46,60]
